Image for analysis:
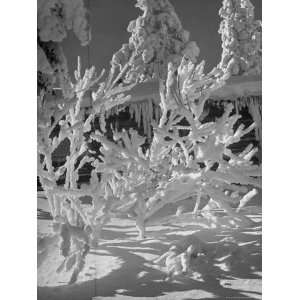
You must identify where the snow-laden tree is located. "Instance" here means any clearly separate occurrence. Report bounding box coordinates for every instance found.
[107,0,203,143]
[37,0,136,234]
[218,0,261,76]
[37,0,139,283]
[87,58,261,239]
[148,59,261,226]
[111,0,200,83]
[37,0,91,94]
[37,56,138,283]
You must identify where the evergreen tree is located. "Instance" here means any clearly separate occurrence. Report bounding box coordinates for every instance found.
[111,0,200,83]
[218,0,261,76]
[37,0,91,95]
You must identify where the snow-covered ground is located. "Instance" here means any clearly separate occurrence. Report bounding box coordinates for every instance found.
[38,196,261,300]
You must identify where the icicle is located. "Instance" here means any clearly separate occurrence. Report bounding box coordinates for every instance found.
[247,96,261,144]
[243,97,246,108]
[237,98,243,111]
[133,104,137,125]
[139,103,143,128]
[147,101,151,139]
[252,99,259,141]
[142,102,147,138]
[149,99,153,121]
[235,99,239,115]
[136,103,141,127]
[133,104,136,124]
[129,104,134,119]
[144,101,148,134]
[147,104,151,139]
[105,110,109,119]
[147,100,152,140]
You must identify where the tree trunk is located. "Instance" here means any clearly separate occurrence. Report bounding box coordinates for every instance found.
[136,215,146,239]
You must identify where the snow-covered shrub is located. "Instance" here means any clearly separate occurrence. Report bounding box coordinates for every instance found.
[218,0,261,76]
[145,59,261,223]
[85,57,261,239]
[37,53,137,282]
[153,234,249,281]
[37,0,142,283]
[37,56,137,229]
[111,0,200,83]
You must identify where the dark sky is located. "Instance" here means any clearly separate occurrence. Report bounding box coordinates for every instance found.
[62,0,261,74]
